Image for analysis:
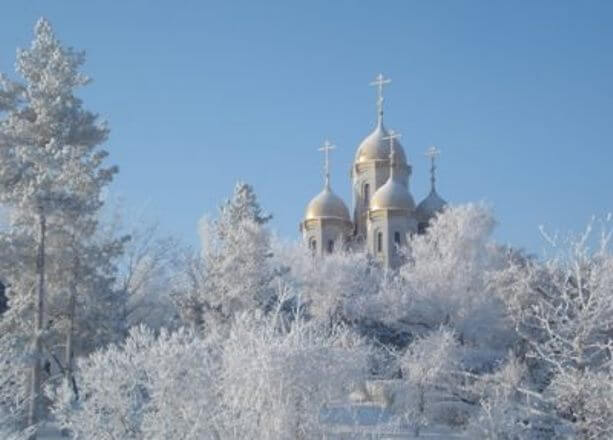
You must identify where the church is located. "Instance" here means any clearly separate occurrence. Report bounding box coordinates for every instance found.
[300,74,447,268]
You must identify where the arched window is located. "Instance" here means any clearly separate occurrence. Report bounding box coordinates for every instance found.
[363,183,370,207]
[377,232,383,253]
[327,240,334,254]
[309,238,317,253]
[393,231,401,255]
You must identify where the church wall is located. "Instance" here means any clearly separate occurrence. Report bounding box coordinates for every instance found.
[367,210,417,267]
[301,218,351,257]
[320,219,351,255]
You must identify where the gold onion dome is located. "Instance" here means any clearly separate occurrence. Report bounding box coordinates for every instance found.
[370,175,415,211]
[304,183,351,221]
[370,139,415,211]
[355,121,407,165]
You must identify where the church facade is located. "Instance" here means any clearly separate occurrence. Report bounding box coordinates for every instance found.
[300,74,447,268]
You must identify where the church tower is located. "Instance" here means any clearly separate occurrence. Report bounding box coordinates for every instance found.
[351,74,410,240]
[367,131,417,267]
[300,141,353,256]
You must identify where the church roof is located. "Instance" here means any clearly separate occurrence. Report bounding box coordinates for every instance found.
[370,177,415,211]
[304,184,351,222]
[355,121,407,165]
[415,189,447,223]
[370,137,415,212]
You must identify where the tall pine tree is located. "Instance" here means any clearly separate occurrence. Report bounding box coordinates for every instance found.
[0,18,122,432]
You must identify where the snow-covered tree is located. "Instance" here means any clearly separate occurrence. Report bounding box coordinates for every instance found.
[335,203,516,362]
[111,217,180,330]
[0,18,120,428]
[215,181,272,237]
[0,320,33,437]
[400,326,458,436]
[464,354,545,439]
[271,238,382,329]
[49,325,220,439]
[400,204,504,337]
[175,183,277,333]
[492,216,613,438]
[51,302,372,440]
[216,305,372,440]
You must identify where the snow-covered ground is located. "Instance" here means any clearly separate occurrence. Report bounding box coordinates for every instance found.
[321,402,467,439]
[37,423,63,440]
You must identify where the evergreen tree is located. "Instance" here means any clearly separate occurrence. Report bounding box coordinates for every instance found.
[215,181,272,239]
[176,182,275,332]
[0,18,122,431]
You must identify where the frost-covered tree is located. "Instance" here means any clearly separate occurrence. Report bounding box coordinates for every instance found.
[51,304,371,440]
[492,216,613,439]
[370,204,517,359]
[216,181,272,236]
[0,18,120,428]
[548,367,613,439]
[400,204,504,336]
[175,183,277,333]
[400,326,458,436]
[216,306,372,440]
[112,217,180,330]
[465,356,535,439]
[49,325,220,439]
[0,321,33,438]
[271,239,381,329]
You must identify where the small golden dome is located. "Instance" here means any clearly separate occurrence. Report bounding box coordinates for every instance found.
[304,185,351,221]
[370,141,414,212]
[370,179,415,211]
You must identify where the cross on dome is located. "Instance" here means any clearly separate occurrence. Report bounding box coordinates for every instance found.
[383,130,401,165]
[370,73,391,125]
[425,145,441,191]
[318,139,336,187]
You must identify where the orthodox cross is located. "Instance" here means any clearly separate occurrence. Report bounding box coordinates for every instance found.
[383,130,401,165]
[425,145,441,191]
[370,73,391,123]
[318,139,336,186]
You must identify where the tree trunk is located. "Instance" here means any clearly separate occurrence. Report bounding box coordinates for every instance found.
[415,385,425,437]
[65,253,79,400]
[28,211,46,434]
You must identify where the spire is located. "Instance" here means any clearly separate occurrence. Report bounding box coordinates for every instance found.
[425,145,441,193]
[318,139,336,189]
[370,73,391,128]
[383,130,402,179]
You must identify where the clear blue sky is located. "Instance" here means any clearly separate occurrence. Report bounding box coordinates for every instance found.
[1,1,611,254]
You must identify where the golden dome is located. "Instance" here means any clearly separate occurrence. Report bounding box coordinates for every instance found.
[370,178,415,211]
[370,143,414,212]
[304,184,351,222]
[355,122,407,165]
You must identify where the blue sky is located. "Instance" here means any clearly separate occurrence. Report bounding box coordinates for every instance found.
[1,1,611,254]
